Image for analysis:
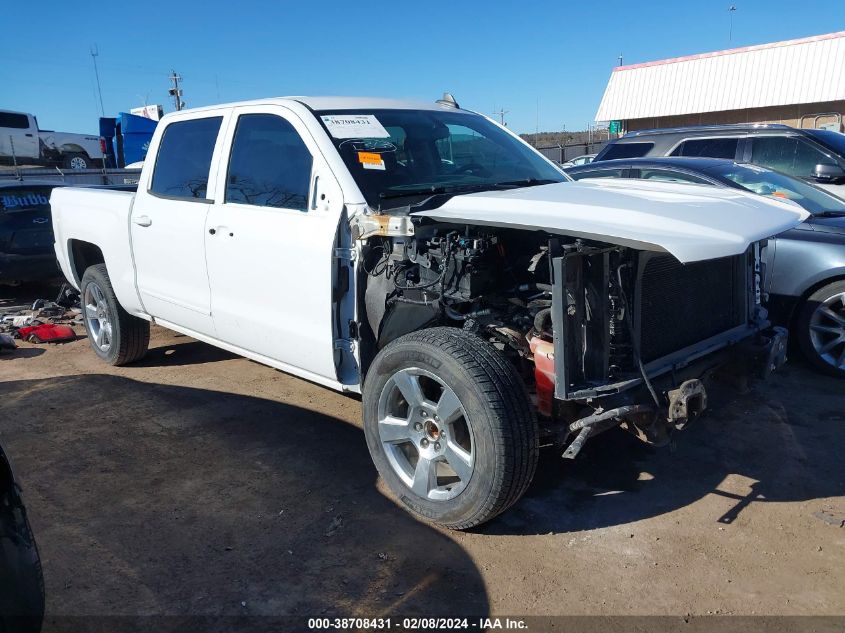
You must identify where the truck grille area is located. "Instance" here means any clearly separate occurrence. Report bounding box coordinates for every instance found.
[639,254,746,363]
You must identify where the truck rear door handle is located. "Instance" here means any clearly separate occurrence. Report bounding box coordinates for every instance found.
[25,133,33,137]
[133,215,152,227]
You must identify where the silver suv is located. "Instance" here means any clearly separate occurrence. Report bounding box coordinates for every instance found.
[594,124,845,199]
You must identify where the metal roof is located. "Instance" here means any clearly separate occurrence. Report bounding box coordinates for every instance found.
[595,31,845,122]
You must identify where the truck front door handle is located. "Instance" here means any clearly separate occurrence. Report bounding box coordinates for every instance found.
[133,215,152,227]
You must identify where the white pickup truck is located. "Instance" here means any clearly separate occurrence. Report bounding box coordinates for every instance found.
[50,96,806,529]
[1,109,104,170]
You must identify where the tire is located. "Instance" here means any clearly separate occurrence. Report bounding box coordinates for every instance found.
[362,327,538,529]
[80,264,149,366]
[0,496,45,628]
[796,279,845,377]
[62,152,90,170]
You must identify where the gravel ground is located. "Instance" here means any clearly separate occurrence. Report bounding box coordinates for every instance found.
[1,284,843,619]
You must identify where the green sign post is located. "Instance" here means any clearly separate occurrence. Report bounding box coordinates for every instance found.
[609,120,622,135]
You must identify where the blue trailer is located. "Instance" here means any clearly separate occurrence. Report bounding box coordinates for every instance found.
[98,112,158,168]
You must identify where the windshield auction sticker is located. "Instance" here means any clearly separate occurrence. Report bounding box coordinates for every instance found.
[321,114,390,139]
[357,151,386,170]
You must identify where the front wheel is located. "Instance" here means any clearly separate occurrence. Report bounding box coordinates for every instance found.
[796,280,845,377]
[80,264,150,366]
[362,328,538,529]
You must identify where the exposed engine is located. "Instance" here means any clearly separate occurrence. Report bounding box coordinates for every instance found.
[364,226,555,355]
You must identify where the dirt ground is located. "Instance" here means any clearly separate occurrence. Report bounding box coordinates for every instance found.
[1,284,844,619]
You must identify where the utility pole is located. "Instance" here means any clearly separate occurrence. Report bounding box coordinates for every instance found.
[618,53,623,66]
[169,70,184,111]
[728,5,737,45]
[90,45,105,116]
[492,107,509,126]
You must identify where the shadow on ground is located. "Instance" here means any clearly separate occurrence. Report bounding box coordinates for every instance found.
[0,348,45,361]
[0,375,488,617]
[134,341,237,368]
[488,363,845,535]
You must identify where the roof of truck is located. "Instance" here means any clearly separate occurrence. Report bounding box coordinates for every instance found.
[293,96,456,111]
[172,96,459,116]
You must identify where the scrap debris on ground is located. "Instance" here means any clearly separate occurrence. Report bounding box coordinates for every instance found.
[0,284,81,349]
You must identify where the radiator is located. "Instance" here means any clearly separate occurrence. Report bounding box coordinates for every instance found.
[639,254,746,363]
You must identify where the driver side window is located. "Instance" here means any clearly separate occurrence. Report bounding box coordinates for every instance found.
[225,114,313,211]
[751,136,834,179]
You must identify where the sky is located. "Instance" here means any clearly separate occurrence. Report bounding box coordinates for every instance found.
[2,1,844,136]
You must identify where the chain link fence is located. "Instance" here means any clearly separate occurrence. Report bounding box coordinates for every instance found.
[535,142,608,164]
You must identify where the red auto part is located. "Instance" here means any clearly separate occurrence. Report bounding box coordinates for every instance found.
[17,324,76,344]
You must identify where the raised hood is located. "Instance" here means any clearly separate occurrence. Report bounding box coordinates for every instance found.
[412,179,809,263]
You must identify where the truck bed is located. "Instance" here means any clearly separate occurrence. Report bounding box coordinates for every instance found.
[50,187,141,314]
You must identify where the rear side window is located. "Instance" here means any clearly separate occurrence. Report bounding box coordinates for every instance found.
[600,142,654,160]
[151,117,222,200]
[568,168,625,180]
[670,137,738,159]
[0,112,30,129]
[0,188,52,213]
[225,114,312,211]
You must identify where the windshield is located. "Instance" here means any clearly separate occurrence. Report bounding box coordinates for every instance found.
[316,109,566,209]
[706,163,845,214]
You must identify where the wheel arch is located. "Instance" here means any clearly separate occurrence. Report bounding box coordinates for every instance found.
[788,272,845,329]
[68,239,105,286]
[59,144,90,157]
[360,300,442,381]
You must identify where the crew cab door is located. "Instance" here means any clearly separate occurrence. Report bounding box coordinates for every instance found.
[130,112,229,336]
[0,112,38,160]
[204,106,344,382]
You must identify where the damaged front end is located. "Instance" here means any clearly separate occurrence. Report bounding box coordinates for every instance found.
[534,239,788,458]
[359,218,789,461]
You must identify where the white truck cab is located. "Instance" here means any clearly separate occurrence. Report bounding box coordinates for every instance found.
[50,96,806,529]
[0,111,39,161]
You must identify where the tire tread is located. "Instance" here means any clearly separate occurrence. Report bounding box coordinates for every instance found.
[82,264,149,366]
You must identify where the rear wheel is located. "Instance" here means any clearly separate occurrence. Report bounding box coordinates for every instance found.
[362,328,538,529]
[80,264,149,366]
[796,280,845,377]
[63,152,90,170]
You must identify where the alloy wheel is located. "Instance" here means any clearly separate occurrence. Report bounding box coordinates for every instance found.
[376,367,475,501]
[83,282,113,353]
[809,291,845,370]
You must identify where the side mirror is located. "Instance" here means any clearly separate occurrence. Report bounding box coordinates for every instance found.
[812,163,845,183]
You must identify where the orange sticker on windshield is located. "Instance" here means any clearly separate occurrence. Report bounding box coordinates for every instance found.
[358,151,385,170]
